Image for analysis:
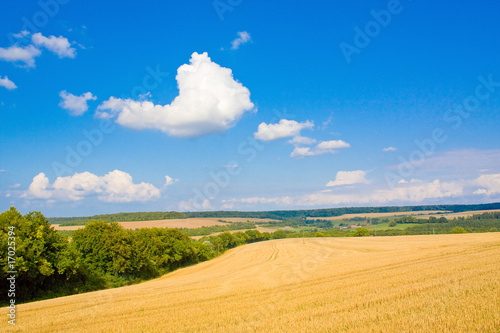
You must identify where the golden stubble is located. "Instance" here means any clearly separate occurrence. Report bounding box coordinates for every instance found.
[4,233,500,332]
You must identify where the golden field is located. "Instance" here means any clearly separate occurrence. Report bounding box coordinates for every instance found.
[4,233,500,332]
[52,217,278,231]
[304,210,449,220]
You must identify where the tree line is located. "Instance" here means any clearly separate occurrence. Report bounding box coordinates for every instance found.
[50,211,187,226]
[48,202,500,225]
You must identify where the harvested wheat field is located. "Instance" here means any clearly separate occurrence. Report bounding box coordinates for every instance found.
[6,233,500,332]
[305,210,449,221]
[53,217,277,231]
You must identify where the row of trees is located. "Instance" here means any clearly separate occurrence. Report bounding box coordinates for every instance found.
[0,208,290,304]
[50,211,187,226]
[0,208,208,303]
[180,221,256,236]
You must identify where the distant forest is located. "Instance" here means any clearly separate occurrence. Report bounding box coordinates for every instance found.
[50,211,187,226]
[49,202,500,226]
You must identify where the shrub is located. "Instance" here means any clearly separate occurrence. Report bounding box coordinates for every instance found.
[450,226,467,234]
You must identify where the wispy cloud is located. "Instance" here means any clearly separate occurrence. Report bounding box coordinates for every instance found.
[31,33,76,58]
[254,119,314,141]
[0,76,17,90]
[0,44,41,67]
[291,140,350,158]
[59,91,97,116]
[326,170,369,187]
[231,31,252,50]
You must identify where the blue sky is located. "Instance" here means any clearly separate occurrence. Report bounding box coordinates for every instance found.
[1,0,500,217]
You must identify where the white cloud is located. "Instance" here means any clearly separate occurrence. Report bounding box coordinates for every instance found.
[223,196,293,206]
[0,45,41,67]
[326,170,369,187]
[231,31,252,50]
[97,52,254,138]
[290,139,351,158]
[383,146,397,152]
[23,170,161,203]
[178,198,212,211]
[164,175,179,187]
[288,135,317,146]
[254,119,314,141]
[10,184,21,188]
[290,146,317,158]
[316,140,351,150]
[13,30,30,38]
[59,91,97,116]
[473,174,500,196]
[223,163,239,168]
[0,76,17,90]
[0,31,75,67]
[229,179,464,209]
[31,33,76,58]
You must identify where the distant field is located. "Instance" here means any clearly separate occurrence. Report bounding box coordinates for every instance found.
[190,226,293,240]
[10,233,500,332]
[305,210,449,220]
[428,209,500,219]
[52,217,277,231]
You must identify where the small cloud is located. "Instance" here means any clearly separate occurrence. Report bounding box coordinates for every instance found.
[290,139,351,158]
[0,169,7,173]
[290,146,316,158]
[0,44,41,68]
[223,164,239,169]
[383,147,397,152]
[13,30,30,38]
[288,135,317,146]
[326,170,369,187]
[254,119,314,141]
[5,193,11,198]
[178,198,212,211]
[0,76,17,90]
[473,188,488,195]
[31,33,76,58]
[231,31,252,50]
[59,91,97,116]
[9,184,21,188]
[473,174,500,196]
[320,113,334,130]
[316,140,351,150]
[164,175,178,187]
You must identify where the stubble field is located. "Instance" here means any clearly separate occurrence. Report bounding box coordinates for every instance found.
[52,217,278,231]
[5,233,500,332]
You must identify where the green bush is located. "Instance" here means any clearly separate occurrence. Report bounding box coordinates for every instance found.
[450,226,467,234]
[353,227,370,237]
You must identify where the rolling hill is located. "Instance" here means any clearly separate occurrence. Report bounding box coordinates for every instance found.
[6,233,500,332]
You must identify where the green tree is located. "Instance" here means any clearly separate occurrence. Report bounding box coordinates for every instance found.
[353,227,370,237]
[271,230,287,239]
[450,226,467,234]
[70,221,153,283]
[0,207,81,302]
[388,221,397,227]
